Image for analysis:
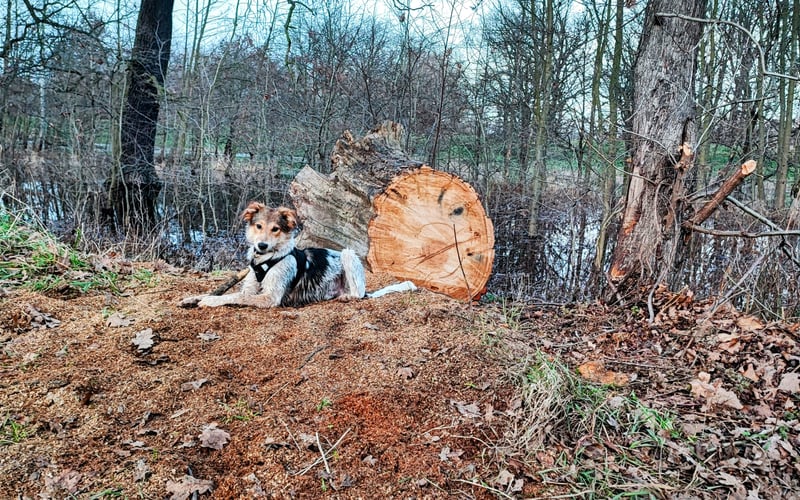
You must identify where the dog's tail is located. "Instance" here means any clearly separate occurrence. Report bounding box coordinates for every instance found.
[341,248,367,299]
[367,280,417,299]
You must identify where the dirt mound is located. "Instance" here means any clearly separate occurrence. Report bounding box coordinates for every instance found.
[0,270,515,498]
[2,267,799,499]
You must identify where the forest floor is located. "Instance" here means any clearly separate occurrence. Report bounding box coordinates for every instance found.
[1,222,799,499]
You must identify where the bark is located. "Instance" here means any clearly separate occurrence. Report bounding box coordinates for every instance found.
[607,0,706,298]
[108,0,174,230]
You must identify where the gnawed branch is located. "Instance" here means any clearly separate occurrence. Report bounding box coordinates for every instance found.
[683,160,757,229]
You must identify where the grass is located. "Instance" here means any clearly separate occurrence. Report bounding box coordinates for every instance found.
[0,208,121,294]
[498,348,686,498]
[0,415,30,445]
[316,398,333,411]
[221,399,260,423]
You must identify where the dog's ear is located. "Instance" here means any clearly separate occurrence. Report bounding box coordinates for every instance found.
[241,202,265,223]
[276,207,299,233]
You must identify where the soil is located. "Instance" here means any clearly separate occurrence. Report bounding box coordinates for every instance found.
[1,262,799,499]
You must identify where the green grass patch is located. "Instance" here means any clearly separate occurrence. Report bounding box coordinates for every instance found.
[0,415,31,445]
[0,208,120,294]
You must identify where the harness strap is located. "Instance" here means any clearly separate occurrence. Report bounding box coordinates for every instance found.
[250,248,308,292]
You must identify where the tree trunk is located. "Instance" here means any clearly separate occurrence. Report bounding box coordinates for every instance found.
[607,0,706,298]
[108,0,174,230]
[289,121,495,301]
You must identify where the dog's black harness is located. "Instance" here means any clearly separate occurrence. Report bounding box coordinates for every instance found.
[250,248,308,291]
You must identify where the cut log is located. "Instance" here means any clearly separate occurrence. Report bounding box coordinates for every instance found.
[289,121,494,300]
[367,166,494,300]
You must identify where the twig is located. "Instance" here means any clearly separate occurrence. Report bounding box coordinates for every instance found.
[452,478,515,499]
[316,432,331,475]
[709,249,771,316]
[656,12,800,81]
[209,267,249,296]
[683,161,756,228]
[279,417,302,451]
[292,428,351,476]
[298,344,328,369]
[681,225,800,238]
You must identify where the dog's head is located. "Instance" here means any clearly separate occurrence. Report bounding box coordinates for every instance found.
[241,202,299,258]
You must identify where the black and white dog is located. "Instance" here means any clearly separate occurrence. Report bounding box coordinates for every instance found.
[193,202,367,308]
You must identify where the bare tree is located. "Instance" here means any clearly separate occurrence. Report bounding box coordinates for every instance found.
[607,0,707,298]
[106,0,173,230]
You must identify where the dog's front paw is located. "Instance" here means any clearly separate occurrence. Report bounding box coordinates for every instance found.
[178,295,207,308]
[197,295,228,308]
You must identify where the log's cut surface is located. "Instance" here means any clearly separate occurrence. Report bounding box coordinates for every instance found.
[367,165,494,301]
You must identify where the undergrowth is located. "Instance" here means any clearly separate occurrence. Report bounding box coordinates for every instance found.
[482,303,688,498]
[0,208,119,294]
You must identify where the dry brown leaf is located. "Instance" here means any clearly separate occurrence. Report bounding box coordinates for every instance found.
[717,333,742,353]
[132,328,155,351]
[199,423,230,450]
[44,469,82,495]
[181,378,208,392]
[438,446,464,462]
[396,367,414,379]
[452,400,481,418]
[197,331,221,341]
[777,372,800,393]
[165,475,213,500]
[740,364,759,382]
[736,316,764,332]
[26,304,61,329]
[134,459,150,482]
[577,360,630,386]
[107,312,133,328]
[689,372,743,410]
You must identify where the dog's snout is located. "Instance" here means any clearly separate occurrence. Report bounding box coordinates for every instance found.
[257,242,269,251]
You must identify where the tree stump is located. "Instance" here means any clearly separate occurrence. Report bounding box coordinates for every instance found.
[289,121,494,300]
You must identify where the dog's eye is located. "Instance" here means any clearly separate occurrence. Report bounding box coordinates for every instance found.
[270,226,280,233]
[255,223,263,230]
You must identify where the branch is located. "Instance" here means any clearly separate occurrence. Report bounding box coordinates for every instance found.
[655,12,800,82]
[683,160,756,228]
[208,267,249,296]
[681,224,800,238]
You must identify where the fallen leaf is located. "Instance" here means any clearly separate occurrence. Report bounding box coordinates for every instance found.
[740,364,759,382]
[717,333,742,353]
[132,329,155,351]
[263,437,291,449]
[689,372,743,410]
[107,312,133,328]
[198,331,220,341]
[181,378,208,392]
[165,475,213,500]
[495,469,514,486]
[26,305,61,329]
[362,455,377,466]
[44,469,82,494]
[484,403,494,422]
[199,423,230,450]
[452,400,481,418]
[134,459,150,482]
[736,316,764,332]
[439,446,464,462]
[777,372,800,393]
[577,360,630,386]
[396,367,414,379]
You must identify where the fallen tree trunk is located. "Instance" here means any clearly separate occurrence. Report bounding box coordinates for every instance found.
[289,121,494,301]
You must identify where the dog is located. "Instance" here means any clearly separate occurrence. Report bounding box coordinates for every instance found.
[193,202,367,308]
